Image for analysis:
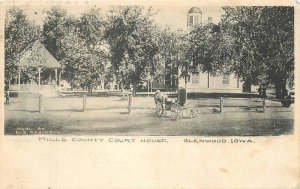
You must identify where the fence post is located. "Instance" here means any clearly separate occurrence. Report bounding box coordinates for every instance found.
[220,97,223,113]
[83,94,87,112]
[262,98,266,113]
[39,94,43,113]
[128,94,132,114]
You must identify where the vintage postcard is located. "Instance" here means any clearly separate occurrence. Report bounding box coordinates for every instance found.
[0,0,299,188]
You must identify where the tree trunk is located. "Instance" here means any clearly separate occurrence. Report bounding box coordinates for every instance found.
[276,79,292,107]
[275,81,283,99]
[274,79,290,99]
[275,85,281,99]
[132,83,137,97]
[242,79,251,92]
[88,85,93,94]
[120,83,126,99]
[100,76,104,92]
[282,79,289,97]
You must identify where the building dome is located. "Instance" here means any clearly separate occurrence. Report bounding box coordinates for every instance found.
[188,7,202,14]
[187,7,202,28]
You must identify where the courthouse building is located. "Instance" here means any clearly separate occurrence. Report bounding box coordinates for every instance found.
[179,7,243,93]
[154,7,243,93]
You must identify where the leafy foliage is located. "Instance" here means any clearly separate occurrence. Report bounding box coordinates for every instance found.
[105,6,163,95]
[42,7,76,62]
[189,24,224,75]
[188,6,294,97]
[5,6,38,83]
[42,7,109,93]
[6,6,294,98]
[221,6,294,96]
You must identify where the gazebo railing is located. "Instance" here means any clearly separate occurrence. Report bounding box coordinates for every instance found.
[10,84,57,93]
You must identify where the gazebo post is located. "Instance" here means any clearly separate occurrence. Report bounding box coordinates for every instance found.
[58,70,61,86]
[55,68,58,86]
[38,67,42,92]
[18,68,21,85]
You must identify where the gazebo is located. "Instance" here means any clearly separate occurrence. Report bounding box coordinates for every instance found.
[18,40,61,91]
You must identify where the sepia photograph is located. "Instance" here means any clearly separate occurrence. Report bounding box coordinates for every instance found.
[3,3,294,136]
[1,1,299,189]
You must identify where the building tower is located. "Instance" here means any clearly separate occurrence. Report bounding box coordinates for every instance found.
[187,7,202,30]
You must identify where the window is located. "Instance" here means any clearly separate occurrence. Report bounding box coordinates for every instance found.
[195,15,199,26]
[189,16,193,27]
[222,75,230,85]
[192,74,199,84]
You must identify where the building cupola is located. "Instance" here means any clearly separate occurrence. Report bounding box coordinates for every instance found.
[187,7,202,29]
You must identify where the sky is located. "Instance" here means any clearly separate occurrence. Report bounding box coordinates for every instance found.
[155,5,223,30]
[13,2,224,31]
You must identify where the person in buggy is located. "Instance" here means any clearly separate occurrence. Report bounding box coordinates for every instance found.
[154,90,175,110]
[154,90,167,105]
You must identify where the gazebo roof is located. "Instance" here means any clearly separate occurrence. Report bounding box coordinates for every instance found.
[19,41,60,68]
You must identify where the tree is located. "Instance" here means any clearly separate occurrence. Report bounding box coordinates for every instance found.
[43,7,109,93]
[153,27,183,88]
[42,6,77,86]
[105,6,162,96]
[5,6,38,85]
[174,32,191,88]
[187,22,226,89]
[42,7,76,62]
[260,7,294,98]
[220,7,294,97]
[77,8,109,91]
[77,8,106,49]
[60,33,109,93]
[220,7,270,92]
[190,6,294,97]
[189,25,215,73]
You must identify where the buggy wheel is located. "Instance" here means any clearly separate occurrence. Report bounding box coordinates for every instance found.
[186,108,197,118]
[155,102,164,117]
[170,103,183,120]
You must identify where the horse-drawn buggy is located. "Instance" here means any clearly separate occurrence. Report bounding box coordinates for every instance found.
[154,88,198,120]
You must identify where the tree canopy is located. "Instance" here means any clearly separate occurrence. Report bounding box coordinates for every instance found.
[221,6,294,97]
[188,6,294,97]
[105,6,163,95]
[42,7,109,93]
[5,6,39,84]
[5,6,294,98]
